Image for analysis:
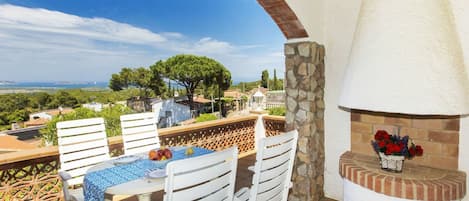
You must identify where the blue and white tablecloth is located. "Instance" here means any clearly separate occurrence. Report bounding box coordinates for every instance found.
[83,147,213,201]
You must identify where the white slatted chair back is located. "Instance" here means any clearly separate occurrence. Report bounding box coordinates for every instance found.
[57,117,110,187]
[120,112,160,155]
[249,130,298,201]
[164,147,239,201]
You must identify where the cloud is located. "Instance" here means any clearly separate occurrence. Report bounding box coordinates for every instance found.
[0,4,166,44]
[191,37,235,54]
[0,4,284,82]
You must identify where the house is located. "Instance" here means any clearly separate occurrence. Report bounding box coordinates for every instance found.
[247,87,267,110]
[29,107,74,121]
[224,89,248,111]
[24,118,48,127]
[151,98,191,128]
[265,90,285,109]
[82,102,103,112]
[25,107,74,127]
[2,2,469,201]
[126,96,155,112]
[176,95,213,116]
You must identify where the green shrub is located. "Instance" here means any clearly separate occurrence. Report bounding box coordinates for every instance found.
[195,114,218,123]
[267,107,286,116]
[40,105,133,146]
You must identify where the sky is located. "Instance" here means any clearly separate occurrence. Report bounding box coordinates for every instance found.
[0,0,285,82]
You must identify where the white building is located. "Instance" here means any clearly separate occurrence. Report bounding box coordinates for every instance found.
[82,102,103,112]
[151,98,191,128]
[29,107,74,120]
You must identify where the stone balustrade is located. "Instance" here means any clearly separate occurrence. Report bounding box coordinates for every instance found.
[0,115,285,200]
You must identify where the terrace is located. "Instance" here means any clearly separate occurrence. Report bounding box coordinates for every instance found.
[1,0,469,201]
[0,115,286,200]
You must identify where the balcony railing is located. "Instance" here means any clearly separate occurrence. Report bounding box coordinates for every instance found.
[0,115,285,200]
[263,115,286,137]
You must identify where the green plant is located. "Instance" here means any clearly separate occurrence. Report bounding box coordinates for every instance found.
[195,114,218,123]
[100,105,133,137]
[40,105,133,146]
[267,107,286,116]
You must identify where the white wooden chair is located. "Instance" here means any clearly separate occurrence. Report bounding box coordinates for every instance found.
[234,130,299,201]
[164,147,239,201]
[57,117,110,201]
[120,112,160,155]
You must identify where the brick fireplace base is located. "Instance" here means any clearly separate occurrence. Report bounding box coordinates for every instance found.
[340,152,466,201]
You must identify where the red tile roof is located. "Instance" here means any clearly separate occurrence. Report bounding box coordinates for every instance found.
[24,118,49,127]
[0,135,37,151]
[193,96,213,104]
[46,108,74,116]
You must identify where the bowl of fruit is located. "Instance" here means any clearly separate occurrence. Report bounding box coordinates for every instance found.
[148,147,172,161]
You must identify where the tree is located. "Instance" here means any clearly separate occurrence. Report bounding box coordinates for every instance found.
[261,70,269,88]
[48,91,78,108]
[133,67,153,97]
[0,94,30,113]
[7,109,29,124]
[152,54,232,111]
[148,66,167,97]
[109,67,166,97]
[272,69,279,90]
[31,92,52,110]
[109,74,124,91]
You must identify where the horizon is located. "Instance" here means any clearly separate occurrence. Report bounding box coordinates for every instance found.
[0,1,285,82]
[0,78,283,85]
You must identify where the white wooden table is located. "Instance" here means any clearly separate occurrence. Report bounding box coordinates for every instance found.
[85,147,188,201]
[87,157,164,201]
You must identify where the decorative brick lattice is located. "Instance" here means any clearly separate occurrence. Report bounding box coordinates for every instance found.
[109,143,124,157]
[0,156,63,201]
[263,116,286,137]
[160,119,256,153]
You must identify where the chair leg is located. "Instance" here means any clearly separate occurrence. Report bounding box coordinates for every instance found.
[105,194,134,201]
[137,193,151,201]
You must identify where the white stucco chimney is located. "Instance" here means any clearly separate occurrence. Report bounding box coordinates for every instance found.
[339,0,469,115]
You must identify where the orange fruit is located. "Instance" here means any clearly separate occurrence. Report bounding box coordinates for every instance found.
[149,150,158,160]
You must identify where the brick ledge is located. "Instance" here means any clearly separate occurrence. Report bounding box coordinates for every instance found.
[339,151,466,201]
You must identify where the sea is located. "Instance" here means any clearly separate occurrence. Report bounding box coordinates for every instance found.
[0,81,108,89]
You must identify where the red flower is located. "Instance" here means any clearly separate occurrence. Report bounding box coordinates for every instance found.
[408,147,416,156]
[415,145,423,156]
[374,130,389,140]
[371,130,423,159]
[385,149,392,155]
[391,144,400,153]
[383,133,390,140]
[378,141,386,148]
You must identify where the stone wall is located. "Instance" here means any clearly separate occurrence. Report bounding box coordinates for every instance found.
[351,110,460,170]
[285,41,325,201]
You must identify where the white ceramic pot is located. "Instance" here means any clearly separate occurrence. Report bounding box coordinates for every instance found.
[378,152,405,172]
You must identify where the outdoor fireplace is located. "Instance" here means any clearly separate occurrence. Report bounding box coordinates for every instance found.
[340,110,466,200]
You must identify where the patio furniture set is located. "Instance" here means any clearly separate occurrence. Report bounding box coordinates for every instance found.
[56,112,298,201]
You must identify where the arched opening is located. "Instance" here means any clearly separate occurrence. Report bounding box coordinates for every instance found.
[258,1,326,200]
